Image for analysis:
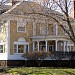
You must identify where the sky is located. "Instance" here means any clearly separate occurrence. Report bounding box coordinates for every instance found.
[0,0,72,15]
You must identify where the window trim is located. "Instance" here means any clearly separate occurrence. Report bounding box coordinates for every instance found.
[17,19,26,32]
[14,44,25,54]
[0,26,4,32]
[17,26,26,32]
[0,43,4,53]
[40,23,47,35]
[14,42,29,54]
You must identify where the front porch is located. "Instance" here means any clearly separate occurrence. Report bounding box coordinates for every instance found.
[32,40,73,52]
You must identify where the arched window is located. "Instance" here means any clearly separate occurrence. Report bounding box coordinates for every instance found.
[18,37,26,42]
[14,37,29,54]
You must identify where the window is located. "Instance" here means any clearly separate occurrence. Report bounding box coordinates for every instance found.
[40,23,47,35]
[14,45,17,53]
[14,44,29,53]
[14,44,24,53]
[0,26,3,32]
[52,25,56,35]
[0,45,3,53]
[39,41,46,51]
[17,19,26,32]
[18,45,24,53]
[14,37,29,54]
[18,26,25,32]
[63,25,71,35]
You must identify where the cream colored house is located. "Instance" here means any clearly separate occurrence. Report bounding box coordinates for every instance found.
[0,1,74,66]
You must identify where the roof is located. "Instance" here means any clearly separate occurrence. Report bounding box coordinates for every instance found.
[0,5,12,14]
[3,1,75,24]
[4,1,61,16]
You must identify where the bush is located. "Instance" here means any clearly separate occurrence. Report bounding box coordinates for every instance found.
[22,51,51,66]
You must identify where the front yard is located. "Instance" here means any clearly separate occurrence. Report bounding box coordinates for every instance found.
[2,67,75,75]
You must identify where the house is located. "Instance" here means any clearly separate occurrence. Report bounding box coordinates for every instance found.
[0,0,75,66]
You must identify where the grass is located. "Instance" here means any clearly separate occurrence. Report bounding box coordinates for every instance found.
[3,67,75,75]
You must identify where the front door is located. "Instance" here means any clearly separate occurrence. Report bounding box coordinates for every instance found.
[48,45,53,52]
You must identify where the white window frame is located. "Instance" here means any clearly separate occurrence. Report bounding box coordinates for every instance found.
[17,26,26,32]
[53,25,56,35]
[0,43,4,53]
[14,42,29,54]
[40,23,47,35]
[17,19,26,32]
[14,44,25,54]
[0,26,4,32]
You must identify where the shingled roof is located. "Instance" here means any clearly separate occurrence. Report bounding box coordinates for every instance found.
[4,1,60,16]
[0,5,12,14]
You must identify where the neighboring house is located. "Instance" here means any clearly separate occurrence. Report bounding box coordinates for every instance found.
[0,1,75,66]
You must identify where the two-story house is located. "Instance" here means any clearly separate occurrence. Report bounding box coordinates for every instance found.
[0,0,74,66]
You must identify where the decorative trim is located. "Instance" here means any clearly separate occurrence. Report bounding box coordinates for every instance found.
[7,19,10,60]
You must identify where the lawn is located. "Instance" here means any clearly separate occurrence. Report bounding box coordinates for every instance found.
[4,67,75,75]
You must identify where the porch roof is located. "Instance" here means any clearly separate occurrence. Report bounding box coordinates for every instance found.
[30,35,68,41]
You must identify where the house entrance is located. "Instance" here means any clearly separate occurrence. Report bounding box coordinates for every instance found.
[48,45,53,52]
[48,40,55,52]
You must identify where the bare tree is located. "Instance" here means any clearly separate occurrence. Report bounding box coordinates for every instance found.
[31,0,75,46]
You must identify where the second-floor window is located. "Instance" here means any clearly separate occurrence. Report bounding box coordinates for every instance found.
[40,23,47,35]
[52,25,56,35]
[17,19,26,32]
[18,26,25,32]
[63,25,70,35]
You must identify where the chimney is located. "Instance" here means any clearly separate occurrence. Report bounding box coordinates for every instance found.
[5,0,13,6]
[5,0,23,6]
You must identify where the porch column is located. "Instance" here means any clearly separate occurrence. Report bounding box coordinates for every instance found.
[55,40,58,51]
[46,41,48,52]
[64,41,66,52]
[37,41,39,51]
[33,41,35,51]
